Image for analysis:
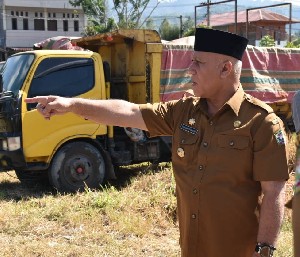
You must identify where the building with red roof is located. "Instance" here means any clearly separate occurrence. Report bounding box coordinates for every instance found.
[199,9,299,46]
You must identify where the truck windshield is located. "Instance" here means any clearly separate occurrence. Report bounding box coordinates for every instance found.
[1,53,34,94]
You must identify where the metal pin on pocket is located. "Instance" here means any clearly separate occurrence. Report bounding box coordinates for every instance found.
[234,120,241,128]
[177,147,185,158]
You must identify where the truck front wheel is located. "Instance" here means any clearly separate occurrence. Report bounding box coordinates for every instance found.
[49,141,106,193]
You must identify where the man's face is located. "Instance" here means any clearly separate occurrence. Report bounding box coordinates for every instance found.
[189,51,222,98]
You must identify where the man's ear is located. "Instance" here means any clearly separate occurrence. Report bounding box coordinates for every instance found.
[220,60,233,78]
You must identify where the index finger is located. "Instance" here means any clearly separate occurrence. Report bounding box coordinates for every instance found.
[24,96,48,104]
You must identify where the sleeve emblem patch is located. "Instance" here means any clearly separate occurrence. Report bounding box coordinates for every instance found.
[274,129,286,145]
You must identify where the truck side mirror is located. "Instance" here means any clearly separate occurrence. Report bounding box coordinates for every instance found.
[103,61,111,83]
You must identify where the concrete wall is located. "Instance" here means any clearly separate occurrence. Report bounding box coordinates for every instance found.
[3,0,78,9]
[1,0,86,49]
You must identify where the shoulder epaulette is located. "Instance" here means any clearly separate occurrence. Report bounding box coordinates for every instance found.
[244,93,274,114]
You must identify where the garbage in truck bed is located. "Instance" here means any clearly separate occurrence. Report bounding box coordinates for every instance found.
[160,36,300,104]
[33,36,84,50]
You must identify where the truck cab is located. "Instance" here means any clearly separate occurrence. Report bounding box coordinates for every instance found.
[0,30,171,192]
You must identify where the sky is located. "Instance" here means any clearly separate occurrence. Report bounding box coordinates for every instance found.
[107,0,300,28]
[155,0,300,7]
[142,0,300,32]
[253,0,300,6]
[147,0,300,16]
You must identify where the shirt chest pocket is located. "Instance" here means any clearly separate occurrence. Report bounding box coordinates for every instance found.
[218,134,250,150]
[172,130,199,162]
[179,131,198,145]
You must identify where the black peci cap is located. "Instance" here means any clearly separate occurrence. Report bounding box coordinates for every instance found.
[194,28,249,60]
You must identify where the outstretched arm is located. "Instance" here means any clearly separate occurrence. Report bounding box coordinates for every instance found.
[25,96,148,131]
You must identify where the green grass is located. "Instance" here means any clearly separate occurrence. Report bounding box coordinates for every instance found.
[0,161,294,257]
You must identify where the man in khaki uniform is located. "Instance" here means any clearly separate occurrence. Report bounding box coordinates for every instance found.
[25,28,289,257]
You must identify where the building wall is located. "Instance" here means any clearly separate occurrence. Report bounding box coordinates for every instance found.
[4,0,78,8]
[0,0,86,50]
[222,22,288,46]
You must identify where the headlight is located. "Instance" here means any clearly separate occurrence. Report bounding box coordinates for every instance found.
[2,137,21,151]
[2,139,7,150]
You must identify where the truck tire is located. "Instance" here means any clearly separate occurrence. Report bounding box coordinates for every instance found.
[49,141,106,193]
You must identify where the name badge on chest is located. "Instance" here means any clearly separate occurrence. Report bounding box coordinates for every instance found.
[180,123,198,135]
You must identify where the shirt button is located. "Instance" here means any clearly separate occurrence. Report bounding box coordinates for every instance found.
[209,121,213,126]
[229,141,234,146]
[203,142,208,147]
[191,214,197,219]
[181,139,185,143]
[193,189,198,194]
[199,165,204,171]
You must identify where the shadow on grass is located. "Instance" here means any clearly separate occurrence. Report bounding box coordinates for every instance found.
[107,161,171,190]
[0,172,55,202]
[0,162,171,201]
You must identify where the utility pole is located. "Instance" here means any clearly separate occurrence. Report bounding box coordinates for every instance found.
[179,15,183,38]
[195,0,237,33]
[207,0,210,27]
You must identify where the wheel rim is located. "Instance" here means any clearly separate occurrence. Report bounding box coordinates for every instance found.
[49,142,106,192]
[64,155,94,186]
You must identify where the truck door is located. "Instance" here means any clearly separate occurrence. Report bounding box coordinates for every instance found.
[22,56,102,160]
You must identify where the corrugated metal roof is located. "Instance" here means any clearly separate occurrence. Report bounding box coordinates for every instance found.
[199,9,300,27]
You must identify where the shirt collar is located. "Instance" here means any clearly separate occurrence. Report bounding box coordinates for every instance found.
[195,85,245,116]
[226,85,245,116]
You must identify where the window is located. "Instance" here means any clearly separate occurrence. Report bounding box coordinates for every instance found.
[63,20,68,32]
[12,18,17,30]
[11,11,14,16]
[63,13,65,18]
[67,13,70,18]
[28,58,95,98]
[53,13,56,18]
[26,12,28,17]
[2,54,35,93]
[47,20,57,31]
[35,12,38,17]
[21,11,23,16]
[16,11,19,16]
[48,13,51,18]
[40,12,43,18]
[23,18,29,30]
[34,19,45,30]
[74,20,79,32]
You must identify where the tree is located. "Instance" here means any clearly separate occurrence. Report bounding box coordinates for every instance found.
[159,19,180,41]
[259,35,275,47]
[286,39,300,48]
[144,18,156,30]
[285,33,300,48]
[113,0,158,29]
[69,0,116,35]
[184,24,211,37]
[182,16,194,36]
[69,0,163,33]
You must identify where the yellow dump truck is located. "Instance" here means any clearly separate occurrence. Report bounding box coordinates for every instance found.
[0,29,170,192]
